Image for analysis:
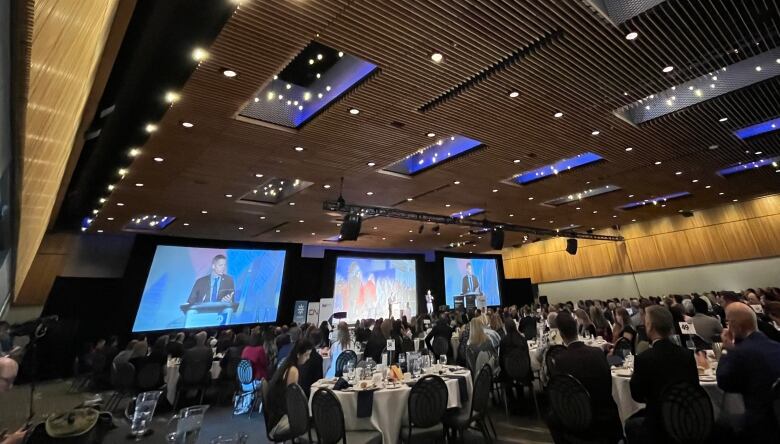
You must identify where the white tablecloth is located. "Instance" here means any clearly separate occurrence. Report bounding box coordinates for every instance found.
[164,361,221,404]
[310,368,472,444]
[611,371,745,424]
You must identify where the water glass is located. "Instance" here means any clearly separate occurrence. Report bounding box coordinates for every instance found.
[127,390,162,439]
[411,358,421,378]
[421,355,431,370]
[439,354,448,366]
[166,405,209,444]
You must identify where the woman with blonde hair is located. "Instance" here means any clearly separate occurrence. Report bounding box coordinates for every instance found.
[325,322,352,378]
[575,308,597,337]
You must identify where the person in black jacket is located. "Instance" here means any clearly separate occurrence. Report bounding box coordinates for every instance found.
[425,315,453,360]
[297,330,324,396]
[625,306,699,444]
[364,320,391,364]
[549,312,623,443]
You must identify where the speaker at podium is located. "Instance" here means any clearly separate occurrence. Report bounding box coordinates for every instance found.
[180,302,239,328]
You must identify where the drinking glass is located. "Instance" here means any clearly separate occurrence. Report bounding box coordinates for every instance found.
[411,358,421,378]
[421,355,431,370]
[166,405,209,444]
[439,354,448,367]
[126,390,162,439]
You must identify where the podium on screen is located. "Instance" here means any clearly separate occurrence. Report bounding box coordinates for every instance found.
[180,302,239,328]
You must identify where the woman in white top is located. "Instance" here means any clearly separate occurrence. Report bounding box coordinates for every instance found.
[326,322,353,378]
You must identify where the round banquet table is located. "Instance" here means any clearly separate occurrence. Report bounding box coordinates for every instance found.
[164,360,222,404]
[611,369,745,425]
[309,368,473,444]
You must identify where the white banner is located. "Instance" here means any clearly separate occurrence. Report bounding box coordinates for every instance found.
[307,302,320,325]
[319,298,334,325]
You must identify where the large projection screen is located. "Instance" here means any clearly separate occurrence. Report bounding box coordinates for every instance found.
[442,255,502,308]
[132,245,286,332]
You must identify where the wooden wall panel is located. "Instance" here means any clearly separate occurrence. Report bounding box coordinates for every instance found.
[503,195,780,283]
[15,0,119,299]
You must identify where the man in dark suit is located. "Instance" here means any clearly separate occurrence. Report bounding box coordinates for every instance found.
[717,302,780,442]
[549,312,623,443]
[626,305,698,444]
[460,262,480,295]
[179,331,214,385]
[187,254,235,304]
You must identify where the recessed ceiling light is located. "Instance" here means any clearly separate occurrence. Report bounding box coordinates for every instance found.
[718,117,728,122]
[367,162,376,167]
[201,210,207,214]
[294,146,304,152]
[625,147,633,152]
[107,184,115,191]
[323,184,331,189]
[135,183,143,187]
[675,171,682,175]
[754,151,762,155]
[492,189,498,193]
[129,148,141,157]
[348,108,360,115]
[165,91,180,103]
[708,145,718,150]
[116,203,124,206]
[553,112,563,118]
[430,52,443,63]
[183,222,190,226]
[631,219,637,222]
[191,47,209,61]
[591,130,600,136]
[691,179,698,183]
[288,202,295,206]
[445,204,451,207]
[145,124,157,133]
[182,122,194,128]
[426,132,436,137]
[755,66,762,72]
[531,217,536,221]
[97,229,103,233]
[576,207,581,210]
[705,185,711,189]
[613,215,618,218]
[453,180,461,185]
[366,191,374,196]
[238,227,244,230]
[275,229,281,233]
[733,199,738,202]
[662,66,674,73]
[107,217,114,221]
[509,214,514,217]
[259,216,266,220]
[407,198,413,201]
[153,157,164,162]
[508,91,519,98]
[222,69,237,77]
[513,159,521,164]
[118,168,127,176]
[592,210,598,214]
[225,194,233,198]
[528,197,534,200]
[628,194,634,198]
[625,31,638,40]
[654,161,662,165]
[298,220,304,223]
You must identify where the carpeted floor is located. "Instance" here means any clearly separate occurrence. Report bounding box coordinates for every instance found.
[0,380,553,443]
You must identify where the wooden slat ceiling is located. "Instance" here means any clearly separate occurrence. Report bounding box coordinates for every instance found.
[89,0,780,252]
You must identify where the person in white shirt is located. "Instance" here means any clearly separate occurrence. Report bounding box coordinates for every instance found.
[325,322,353,378]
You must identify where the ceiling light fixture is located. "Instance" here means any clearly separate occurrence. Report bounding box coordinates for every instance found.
[181,122,194,128]
[135,183,143,187]
[153,157,164,162]
[225,194,233,198]
[348,108,360,115]
[294,146,304,152]
[201,210,208,214]
[513,159,521,164]
[129,148,140,157]
[145,124,157,133]
[591,130,600,136]
[366,191,374,196]
[625,31,638,40]
[719,117,728,122]
[367,162,376,167]
[191,48,209,61]
[323,184,331,189]
[554,112,563,118]
[426,132,435,137]
[662,66,674,73]
[116,203,124,206]
[222,69,237,77]
[625,147,633,152]
[675,171,682,175]
[654,161,662,165]
[508,91,519,98]
[430,52,443,63]
[165,91,180,103]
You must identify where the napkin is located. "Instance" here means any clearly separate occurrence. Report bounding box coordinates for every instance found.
[356,390,374,418]
[333,378,351,391]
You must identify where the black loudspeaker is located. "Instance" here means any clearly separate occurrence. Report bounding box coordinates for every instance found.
[490,228,504,250]
[339,214,362,240]
[566,238,578,255]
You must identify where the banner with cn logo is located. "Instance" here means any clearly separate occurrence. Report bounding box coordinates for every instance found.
[293,300,308,325]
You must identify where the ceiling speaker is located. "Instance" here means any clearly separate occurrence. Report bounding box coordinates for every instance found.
[490,228,505,250]
[566,238,578,255]
[680,210,694,218]
[339,213,361,241]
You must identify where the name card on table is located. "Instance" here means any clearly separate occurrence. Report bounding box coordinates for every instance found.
[751,304,764,314]
[386,339,396,351]
[679,322,697,335]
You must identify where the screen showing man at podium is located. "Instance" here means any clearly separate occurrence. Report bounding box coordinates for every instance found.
[443,256,502,309]
[132,245,286,332]
[332,256,417,321]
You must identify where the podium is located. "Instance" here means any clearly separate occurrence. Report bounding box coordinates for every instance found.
[454,295,464,310]
[458,292,478,310]
[180,302,238,328]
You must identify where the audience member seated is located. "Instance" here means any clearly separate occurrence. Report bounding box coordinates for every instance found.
[625,305,699,444]
[549,312,623,443]
[298,329,323,396]
[113,340,145,367]
[574,309,597,338]
[716,302,780,442]
[240,332,268,381]
[364,319,390,364]
[180,331,213,383]
[690,296,723,344]
[326,322,353,378]
[276,326,300,364]
[611,308,633,344]
[221,332,247,370]
[466,317,496,371]
[589,306,613,342]
[166,332,185,358]
[264,339,314,439]
[424,315,453,360]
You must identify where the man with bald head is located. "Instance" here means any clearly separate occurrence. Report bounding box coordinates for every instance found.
[717,302,780,441]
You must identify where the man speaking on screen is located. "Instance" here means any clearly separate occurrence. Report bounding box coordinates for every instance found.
[187,254,236,304]
[461,261,480,294]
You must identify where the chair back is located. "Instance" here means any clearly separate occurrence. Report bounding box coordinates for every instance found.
[180,357,211,384]
[432,337,449,356]
[285,384,310,439]
[334,350,357,377]
[222,355,242,381]
[259,379,275,437]
[659,382,714,444]
[112,362,136,390]
[772,378,780,428]
[475,349,496,377]
[690,334,710,350]
[408,375,448,428]
[613,337,634,358]
[502,348,531,383]
[237,359,253,385]
[547,374,593,433]
[311,388,346,444]
[401,337,415,352]
[470,365,492,419]
[544,344,567,377]
[135,362,162,391]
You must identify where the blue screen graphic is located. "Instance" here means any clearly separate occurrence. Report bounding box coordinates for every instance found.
[443,257,502,308]
[332,257,417,321]
[132,246,286,332]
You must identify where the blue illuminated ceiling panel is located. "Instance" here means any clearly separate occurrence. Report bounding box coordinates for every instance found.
[543,184,621,207]
[717,155,780,177]
[618,192,691,210]
[506,152,604,186]
[734,118,780,140]
[450,208,485,219]
[381,135,484,176]
[238,42,378,129]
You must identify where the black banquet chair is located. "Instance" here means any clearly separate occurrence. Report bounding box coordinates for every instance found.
[311,388,382,444]
[543,344,567,384]
[773,378,780,427]
[173,357,211,411]
[443,364,493,443]
[401,375,448,443]
[285,384,314,443]
[659,382,714,444]
[500,347,539,417]
[334,350,358,377]
[546,374,596,443]
[105,362,135,411]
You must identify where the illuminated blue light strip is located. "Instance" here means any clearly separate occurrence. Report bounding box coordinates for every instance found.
[509,152,604,185]
[382,135,484,176]
[717,155,780,176]
[734,118,780,140]
[450,208,485,219]
[618,192,691,210]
